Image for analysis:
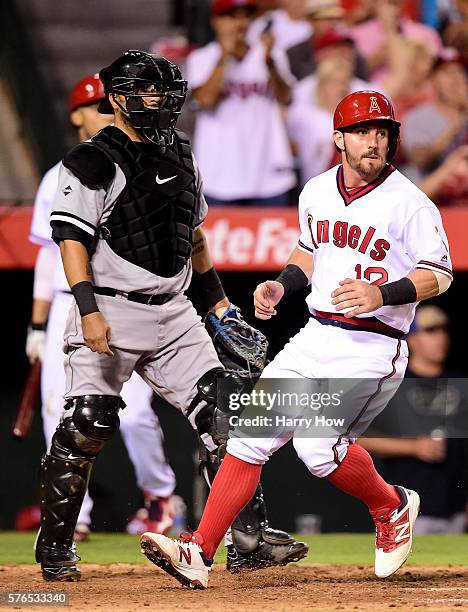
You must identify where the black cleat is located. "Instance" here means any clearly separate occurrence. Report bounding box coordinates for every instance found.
[36,545,81,582]
[226,537,309,573]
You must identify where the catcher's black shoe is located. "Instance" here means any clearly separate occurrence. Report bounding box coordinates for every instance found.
[36,545,81,582]
[226,534,308,573]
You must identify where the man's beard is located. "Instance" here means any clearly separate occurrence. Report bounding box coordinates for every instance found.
[344,147,386,180]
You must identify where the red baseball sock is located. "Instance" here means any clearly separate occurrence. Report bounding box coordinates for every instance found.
[193,454,262,559]
[326,443,400,516]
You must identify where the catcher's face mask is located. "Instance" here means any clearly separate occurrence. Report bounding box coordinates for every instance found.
[99,50,187,146]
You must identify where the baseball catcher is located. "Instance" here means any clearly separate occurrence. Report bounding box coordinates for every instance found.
[35,50,307,582]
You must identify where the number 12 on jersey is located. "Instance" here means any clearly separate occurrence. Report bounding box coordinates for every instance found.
[355,264,388,286]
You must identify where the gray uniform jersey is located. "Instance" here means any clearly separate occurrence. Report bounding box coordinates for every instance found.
[51,153,207,295]
[50,129,221,414]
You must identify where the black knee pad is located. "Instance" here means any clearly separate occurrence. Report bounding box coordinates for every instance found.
[67,395,123,442]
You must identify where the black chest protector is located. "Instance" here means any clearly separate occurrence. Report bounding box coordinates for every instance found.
[92,126,199,278]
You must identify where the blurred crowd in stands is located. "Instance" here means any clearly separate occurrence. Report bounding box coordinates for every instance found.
[153,0,468,207]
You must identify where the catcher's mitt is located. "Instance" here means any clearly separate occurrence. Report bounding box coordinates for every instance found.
[205,303,268,376]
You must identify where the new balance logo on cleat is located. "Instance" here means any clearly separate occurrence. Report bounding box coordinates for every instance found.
[373,486,420,578]
[140,532,212,589]
[394,514,410,543]
[179,545,191,564]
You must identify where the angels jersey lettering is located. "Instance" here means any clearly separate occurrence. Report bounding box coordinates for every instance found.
[297,165,453,333]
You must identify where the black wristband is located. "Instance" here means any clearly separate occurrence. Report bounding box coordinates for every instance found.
[71,281,99,317]
[193,267,226,310]
[31,322,47,331]
[379,277,417,306]
[276,264,309,297]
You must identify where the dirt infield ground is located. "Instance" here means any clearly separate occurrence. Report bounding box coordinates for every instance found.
[1,564,467,612]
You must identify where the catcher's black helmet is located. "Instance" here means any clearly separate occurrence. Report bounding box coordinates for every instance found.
[98,50,187,145]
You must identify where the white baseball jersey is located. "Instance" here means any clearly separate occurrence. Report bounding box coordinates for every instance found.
[297,165,453,333]
[30,162,69,293]
[186,41,296,200]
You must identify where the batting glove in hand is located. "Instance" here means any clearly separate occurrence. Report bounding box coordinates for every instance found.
[26,326,46,363]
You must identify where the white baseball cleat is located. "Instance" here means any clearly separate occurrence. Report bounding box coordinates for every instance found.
[140,532,212,589]
[374,486,420,578]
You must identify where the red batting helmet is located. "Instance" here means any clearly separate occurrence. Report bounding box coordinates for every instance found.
[333,90,401,162]
[69,74,106,112]
[212,0,258,16]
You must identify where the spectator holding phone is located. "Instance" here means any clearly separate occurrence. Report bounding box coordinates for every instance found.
[186,0,296,206]
[248,0,312,51]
